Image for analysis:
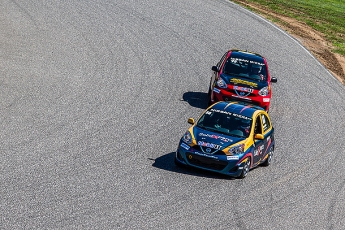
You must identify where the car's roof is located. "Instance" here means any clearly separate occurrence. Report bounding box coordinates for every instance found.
[229,49,265,63]
[210,101,265,118]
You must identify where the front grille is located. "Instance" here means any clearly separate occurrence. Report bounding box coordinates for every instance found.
[186,153,227,171]
[192,145,225,155]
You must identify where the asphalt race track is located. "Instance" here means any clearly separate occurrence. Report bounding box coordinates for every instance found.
[1,0,345,229]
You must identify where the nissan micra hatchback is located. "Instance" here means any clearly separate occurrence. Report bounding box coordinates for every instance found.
[175,101,275,179]
[208,49,277,111]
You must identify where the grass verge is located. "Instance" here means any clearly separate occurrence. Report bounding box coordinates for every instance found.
[233,0,345,55]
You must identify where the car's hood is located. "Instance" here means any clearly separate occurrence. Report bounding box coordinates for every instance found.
[193,126,243,150]
[220,73,268,89]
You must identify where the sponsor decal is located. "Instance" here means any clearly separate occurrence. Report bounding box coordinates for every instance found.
[210,108,232,116]
[230,78,258,88]
[210,109,252,120]
[232,113,251,120]
[234,85,254,93]
[213,88,220,93]
[227,156,239,160]
[230,58,265,66]
[254,145,264,156]
[197,141,222,150]
[205,148,211,153]
[180,143,190,150]
[263,98,270,102]
[199,133,233,143]
[193,151,218,159]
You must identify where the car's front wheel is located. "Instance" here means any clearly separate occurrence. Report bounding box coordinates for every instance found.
[238,157,250,179]
[262,146,274,167]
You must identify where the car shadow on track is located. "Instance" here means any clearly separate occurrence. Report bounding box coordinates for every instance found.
[151,152,235,180]
[182,91,208,110]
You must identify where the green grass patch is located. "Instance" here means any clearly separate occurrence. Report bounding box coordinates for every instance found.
[232,0,345,56]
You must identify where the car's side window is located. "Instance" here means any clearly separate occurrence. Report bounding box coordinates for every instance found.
[261,114,271,132]
[254,115,262,134]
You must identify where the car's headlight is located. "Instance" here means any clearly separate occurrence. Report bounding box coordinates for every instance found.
[228,144,245,155]
[182,131,192,144]
[258,86,269,96]
[216,78,227,88]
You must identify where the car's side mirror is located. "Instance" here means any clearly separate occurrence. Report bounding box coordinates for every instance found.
[254,134,264,140]
[188,118,195,125]
[211,66,219,72]
[271,77,277,83]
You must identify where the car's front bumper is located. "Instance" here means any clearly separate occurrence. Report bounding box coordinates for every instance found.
[175,142,248,177]
[212,87,270,111]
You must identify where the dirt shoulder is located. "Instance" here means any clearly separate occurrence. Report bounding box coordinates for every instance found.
[233,0,345,85]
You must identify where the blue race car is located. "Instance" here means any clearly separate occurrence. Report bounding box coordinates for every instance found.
[175,101,275,178]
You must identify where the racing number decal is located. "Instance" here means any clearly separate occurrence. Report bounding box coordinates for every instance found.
[254,144,264,157]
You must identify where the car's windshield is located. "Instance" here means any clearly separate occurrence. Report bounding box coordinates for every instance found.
[197,108,252,138]
[222,57,267,81]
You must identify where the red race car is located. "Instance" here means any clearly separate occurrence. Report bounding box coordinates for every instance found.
[208,49,277,111]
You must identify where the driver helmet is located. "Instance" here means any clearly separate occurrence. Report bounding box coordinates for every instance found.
[251,64,262,74]
[240,119,251,133]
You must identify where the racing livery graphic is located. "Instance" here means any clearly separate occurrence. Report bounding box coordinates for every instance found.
[208,49,277,111]
[175,101,275,179]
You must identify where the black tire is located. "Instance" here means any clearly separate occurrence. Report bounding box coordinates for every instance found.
[262,146,274,167]
[238,157,250,179]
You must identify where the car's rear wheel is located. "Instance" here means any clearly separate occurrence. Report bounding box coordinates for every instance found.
[238,157,250,179]
[262,146,274,167]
